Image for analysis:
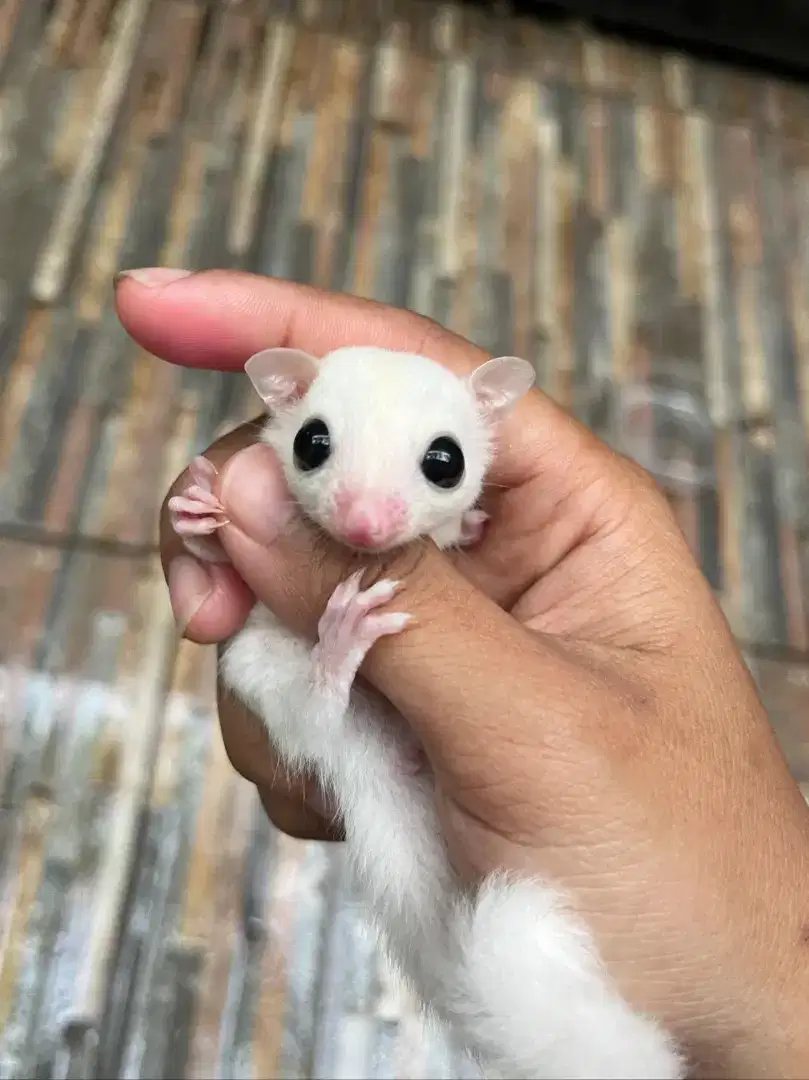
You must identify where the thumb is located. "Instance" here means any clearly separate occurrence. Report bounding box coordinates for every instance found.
[215,444,583,797]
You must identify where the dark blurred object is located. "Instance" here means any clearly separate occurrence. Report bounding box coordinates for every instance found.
[486,0,809,80]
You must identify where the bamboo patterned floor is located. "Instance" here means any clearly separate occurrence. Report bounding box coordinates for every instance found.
[1,1,808,1077]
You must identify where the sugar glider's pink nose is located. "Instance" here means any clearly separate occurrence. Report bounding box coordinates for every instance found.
[332,490,409,549]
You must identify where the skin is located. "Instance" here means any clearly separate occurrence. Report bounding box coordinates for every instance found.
[116,268,809,1079]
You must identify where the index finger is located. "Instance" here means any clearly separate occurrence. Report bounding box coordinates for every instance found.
[130,272,658,616]
[114,269,488,372]
[113,270,603,491]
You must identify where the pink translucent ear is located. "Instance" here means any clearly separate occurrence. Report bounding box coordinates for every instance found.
[244,347,319,409]
[468,355,536,422]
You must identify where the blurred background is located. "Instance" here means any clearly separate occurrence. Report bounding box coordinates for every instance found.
[0,1,808,1077]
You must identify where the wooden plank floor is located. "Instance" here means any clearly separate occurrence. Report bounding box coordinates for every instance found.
[0,2,807,1077]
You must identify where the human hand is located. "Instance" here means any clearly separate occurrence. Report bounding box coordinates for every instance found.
[117,269,809,1078]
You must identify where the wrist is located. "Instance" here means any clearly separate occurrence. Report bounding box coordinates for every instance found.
[696,794,809,1078]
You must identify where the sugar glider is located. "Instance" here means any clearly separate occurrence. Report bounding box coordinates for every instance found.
[169,345,685,1080]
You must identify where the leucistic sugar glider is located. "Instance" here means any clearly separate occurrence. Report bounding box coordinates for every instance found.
[169,345,685,1080]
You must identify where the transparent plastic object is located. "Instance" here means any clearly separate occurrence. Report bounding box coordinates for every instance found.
[612,382,717,494]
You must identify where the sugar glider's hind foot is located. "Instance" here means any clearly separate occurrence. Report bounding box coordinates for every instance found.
[449,876,686,1080]
[312,571,411,696]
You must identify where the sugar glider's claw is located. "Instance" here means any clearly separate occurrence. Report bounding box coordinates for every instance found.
[167,456,231,564]
[326,569,366,613]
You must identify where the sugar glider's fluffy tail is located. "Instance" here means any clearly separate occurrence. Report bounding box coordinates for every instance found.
[445,875,686,1080]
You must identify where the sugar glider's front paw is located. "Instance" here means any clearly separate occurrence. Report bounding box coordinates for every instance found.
[167,455,231,563]
[313,571,411,695]
[459,509,489,547]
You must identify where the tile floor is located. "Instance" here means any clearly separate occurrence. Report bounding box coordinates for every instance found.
[1,1,808,1076]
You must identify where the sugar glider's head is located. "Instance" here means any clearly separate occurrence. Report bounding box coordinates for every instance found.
[244,345,535,552]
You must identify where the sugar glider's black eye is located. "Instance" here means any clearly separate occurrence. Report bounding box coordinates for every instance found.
[421,436,465,490]
[293,418,331,471]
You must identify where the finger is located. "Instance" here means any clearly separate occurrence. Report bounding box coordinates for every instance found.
[161,426,343,839]
[217,678,343,843]
[212,447,602,810]
[214,435,687,660]
[159,422,259,643]
[128,271,669,612]
[114,269,621,494]
[114,268,488,372]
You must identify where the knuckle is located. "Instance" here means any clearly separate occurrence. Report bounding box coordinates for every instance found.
[613,453,679,521]
[361,540,430,591]
[300,528,428,618]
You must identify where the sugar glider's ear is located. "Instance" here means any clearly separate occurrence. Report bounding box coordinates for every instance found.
[244,347,319,409]
[468,356,536,423]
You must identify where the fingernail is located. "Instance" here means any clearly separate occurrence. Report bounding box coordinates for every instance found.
[167,554,213,635]
[115,267,194,289]
[220,443,292,547]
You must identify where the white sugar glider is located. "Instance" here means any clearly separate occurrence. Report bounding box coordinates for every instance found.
[169,345,685,1080]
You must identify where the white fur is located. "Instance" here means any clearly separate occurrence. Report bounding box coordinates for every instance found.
[218,347,686,1078]
[221,605,457,997]
[449,877,683,1078]
[258,347,497,545]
